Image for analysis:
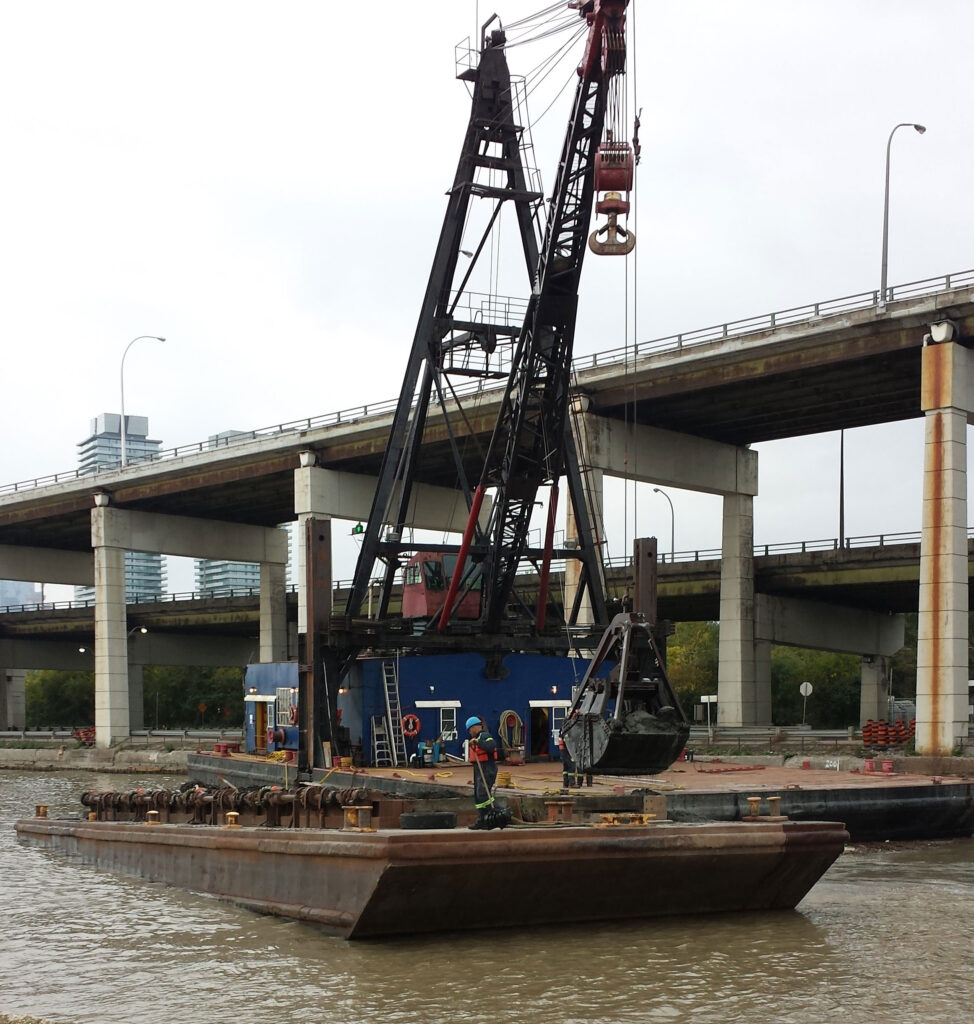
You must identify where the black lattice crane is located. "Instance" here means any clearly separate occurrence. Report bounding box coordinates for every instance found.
[437,0,636,634]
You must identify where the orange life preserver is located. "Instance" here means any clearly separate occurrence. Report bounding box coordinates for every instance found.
[288,705,298,726]
[402,713,421,738]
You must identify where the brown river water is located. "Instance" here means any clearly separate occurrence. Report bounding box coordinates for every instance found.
[1,771,972,1024]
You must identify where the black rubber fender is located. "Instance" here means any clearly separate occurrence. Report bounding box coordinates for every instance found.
[399,811,457,830]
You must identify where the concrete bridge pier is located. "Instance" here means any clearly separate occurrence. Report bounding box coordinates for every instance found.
[1,668,26,730]
[260,562,288,662]
[293,459,495,633]
[128,663,145,733]
[718,492,762,725]
[860,655,890,724]
[90,502,290,747]
[754,593,904,725]
[575,413,761,724]
[0,543,96,732]
[753,640,773,724]
[917,336,974,754]
[294,459,333,635]
[92,502,131,747]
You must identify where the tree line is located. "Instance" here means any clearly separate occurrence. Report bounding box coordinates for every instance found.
[20,612,948,731]
[665,615,925,729]
[24,665,245,729]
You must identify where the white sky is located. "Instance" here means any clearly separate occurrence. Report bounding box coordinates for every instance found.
[2,1,972,590]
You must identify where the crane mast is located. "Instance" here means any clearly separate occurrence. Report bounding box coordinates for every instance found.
[438,0,633,632]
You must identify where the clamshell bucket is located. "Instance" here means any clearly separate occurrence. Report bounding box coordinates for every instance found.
[560,613,690,776]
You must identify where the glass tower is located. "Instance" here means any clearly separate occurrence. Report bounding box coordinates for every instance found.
[75,413,167,602]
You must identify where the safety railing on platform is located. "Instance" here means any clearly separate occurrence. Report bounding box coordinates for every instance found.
[3,267,971,497]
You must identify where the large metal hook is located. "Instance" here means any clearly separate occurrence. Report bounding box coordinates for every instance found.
[588,213,636,256]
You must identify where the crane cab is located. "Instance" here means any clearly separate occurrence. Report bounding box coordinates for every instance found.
[401,552,481,621]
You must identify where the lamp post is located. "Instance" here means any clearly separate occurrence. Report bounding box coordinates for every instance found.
[120,335,165,467]
[653,487,675,562]
[880,122,926,305]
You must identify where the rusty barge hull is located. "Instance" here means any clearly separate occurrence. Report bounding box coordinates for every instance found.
[15,818,847,939]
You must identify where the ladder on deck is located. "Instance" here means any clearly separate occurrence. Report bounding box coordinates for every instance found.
[370,716,394,767]
[382,660,408,767]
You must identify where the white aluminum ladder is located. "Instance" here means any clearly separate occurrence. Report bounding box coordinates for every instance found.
[370,715,394,767]
[382,660,408,767]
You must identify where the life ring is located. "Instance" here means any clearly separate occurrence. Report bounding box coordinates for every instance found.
[402,713,421,738]
[288,705,298,726]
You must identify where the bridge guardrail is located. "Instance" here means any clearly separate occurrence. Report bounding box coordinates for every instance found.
[3,268,972,497]
[0,729,243,741]
[2,528,966,616]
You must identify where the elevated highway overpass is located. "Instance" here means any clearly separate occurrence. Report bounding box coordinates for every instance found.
[1,528,963,638]
[2,269,973,752]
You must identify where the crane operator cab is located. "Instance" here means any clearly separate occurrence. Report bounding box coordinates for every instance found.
[560,612,690,775]
[401,551,482,623]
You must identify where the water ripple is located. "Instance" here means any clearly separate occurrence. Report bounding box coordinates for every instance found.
[1,773,972,1024]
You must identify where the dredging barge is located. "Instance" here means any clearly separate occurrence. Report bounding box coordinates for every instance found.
[16,782,848,940]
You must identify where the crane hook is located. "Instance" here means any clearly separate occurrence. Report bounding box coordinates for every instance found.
[588,192,635,255]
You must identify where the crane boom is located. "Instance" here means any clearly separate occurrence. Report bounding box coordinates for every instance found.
[439,0,631,632]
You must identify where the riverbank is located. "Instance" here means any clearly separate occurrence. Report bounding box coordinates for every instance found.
[0,743,188,773]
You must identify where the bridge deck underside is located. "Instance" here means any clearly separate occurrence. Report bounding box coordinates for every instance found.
[2,291,972,553]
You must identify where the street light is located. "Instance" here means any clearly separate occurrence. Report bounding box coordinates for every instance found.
[120,335,165,467]
[653,487,675,563]
[880,122,926,305]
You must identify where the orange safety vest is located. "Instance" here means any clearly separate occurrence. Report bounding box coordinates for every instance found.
[468,736,496,763]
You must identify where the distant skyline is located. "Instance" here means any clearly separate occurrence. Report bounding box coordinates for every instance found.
[2,1,972,591]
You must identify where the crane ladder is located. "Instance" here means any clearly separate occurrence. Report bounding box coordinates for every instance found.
[382,660,408,767]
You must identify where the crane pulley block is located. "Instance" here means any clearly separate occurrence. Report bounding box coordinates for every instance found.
[594,140,634,194]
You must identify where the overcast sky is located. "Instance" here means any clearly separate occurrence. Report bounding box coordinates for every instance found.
[2,1,972,588]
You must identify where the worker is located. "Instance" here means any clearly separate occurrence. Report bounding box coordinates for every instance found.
[466,715,500,830]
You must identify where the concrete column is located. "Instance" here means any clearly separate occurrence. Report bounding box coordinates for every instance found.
[754,640,772,725]
[917,339,974,755]
[92,507,129,748]
[564,466,604,627]
[128,663,145,732]
[717,492,758,725]
[860,655,889,724]
[2,668,27,730]
[260,561,288,661]
[294,463,332,635]
[916,405,969,754]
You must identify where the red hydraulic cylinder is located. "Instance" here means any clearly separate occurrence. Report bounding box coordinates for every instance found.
[438,484,485,632]
[536,485,559,631]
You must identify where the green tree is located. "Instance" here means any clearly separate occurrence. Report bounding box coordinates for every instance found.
[143,665,245,729]
[24,665,245,730]
[770,646,861,728]
[25,670,94,727]
[666,620,719,717]
[889,612,917,700]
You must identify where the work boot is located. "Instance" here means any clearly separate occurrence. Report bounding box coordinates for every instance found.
[468,810,487,830]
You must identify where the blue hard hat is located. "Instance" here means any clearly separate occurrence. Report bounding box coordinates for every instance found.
[465,716,481,730]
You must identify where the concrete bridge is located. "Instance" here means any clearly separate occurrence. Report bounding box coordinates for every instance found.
[2,269,973,752]
[4,527,971,735]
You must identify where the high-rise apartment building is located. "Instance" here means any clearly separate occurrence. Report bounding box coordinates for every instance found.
[75,413,167,602]
[0,580,41,608]
[193,431,293,596]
